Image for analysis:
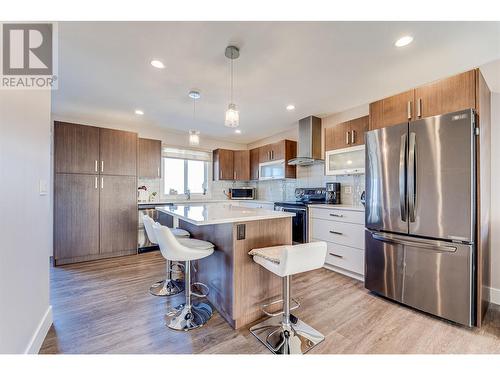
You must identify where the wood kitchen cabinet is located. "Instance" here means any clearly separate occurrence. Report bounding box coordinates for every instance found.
[369,90,415,130]
[54,173,100,264]
[233,150,250,181]
[138,138,162,178]
[99,175,138,255]
[259,144,272,163]
[324,116,368,152]
[369,69,478,130]
[54,122,100,174]
[414,70,476,119]
[213,149,234,181]
[99,128,137,176]
[54,121,138,266]
[250,148,260,180]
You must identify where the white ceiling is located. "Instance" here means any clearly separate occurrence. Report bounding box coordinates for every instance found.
[53,22,500,144]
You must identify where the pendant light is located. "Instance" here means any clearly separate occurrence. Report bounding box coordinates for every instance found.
[188,90,201,146]
[224,45,240,128]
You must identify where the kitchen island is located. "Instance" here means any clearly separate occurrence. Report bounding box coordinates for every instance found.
[156,203,294,329]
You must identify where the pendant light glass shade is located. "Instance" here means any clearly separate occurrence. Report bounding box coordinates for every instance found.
[189,130,200,146]
[224,103,239,128]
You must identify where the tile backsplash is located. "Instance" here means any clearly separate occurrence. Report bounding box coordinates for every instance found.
[139,163,365,206]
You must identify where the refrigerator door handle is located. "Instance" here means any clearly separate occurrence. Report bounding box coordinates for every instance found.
[370,232,457,253]
[399,134,407,222]
[408,132,416,222]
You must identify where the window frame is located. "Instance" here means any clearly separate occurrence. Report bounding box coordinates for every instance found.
[161,156,209,199]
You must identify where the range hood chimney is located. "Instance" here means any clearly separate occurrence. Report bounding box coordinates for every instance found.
[288,116,324,166]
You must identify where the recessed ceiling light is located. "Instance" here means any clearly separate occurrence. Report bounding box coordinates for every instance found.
[395,36,413,47]
[150,59,165,69]
[235,129,242,134]
[286,104,295,111]
[135,109,144,115]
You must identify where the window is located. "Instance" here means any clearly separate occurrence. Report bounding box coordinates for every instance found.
[162,147,210,196]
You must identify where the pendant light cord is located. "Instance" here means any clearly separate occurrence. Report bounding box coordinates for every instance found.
[230,56,233,104]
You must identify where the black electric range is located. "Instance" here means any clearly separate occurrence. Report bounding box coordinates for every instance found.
[274,188,330,244]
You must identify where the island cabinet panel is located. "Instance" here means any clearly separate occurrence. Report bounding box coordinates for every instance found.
[369,90,415,130]
[99,128,138,176]
[99,175,138,255]
[250,148,260,180]
[213,149,234,181]
[54,173,100,264]
[415,70,476,119]
[54,122,100,174]
[180,216,292,329]
[138,138,161,178]
[233,150,250,180]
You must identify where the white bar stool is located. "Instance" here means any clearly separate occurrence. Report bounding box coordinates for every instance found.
[153,222,215,331]
[248,241,327,354]
[143,215,190,296]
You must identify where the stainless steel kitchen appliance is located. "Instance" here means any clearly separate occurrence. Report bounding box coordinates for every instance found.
[229,187,256,200]
[325,182,341,204]
[365,109,477,326]
[275,188,327,244]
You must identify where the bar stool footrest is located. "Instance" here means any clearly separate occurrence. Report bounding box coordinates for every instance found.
[260,297,300,317]
[191,282,210,298]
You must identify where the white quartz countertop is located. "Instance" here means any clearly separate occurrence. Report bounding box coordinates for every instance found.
[156,203,294,226]
[138,199,274,206]
[307,204,365,211]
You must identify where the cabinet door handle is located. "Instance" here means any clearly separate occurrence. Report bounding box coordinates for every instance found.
[329,213,344,218]
[95,160,98,172]
[157,167,160,177]
[329,230,343,235]
[417,98,422,118]
[95,176,98,189]
[351,130,356,144]
[101,160,104,173]
[329,252,344,259]
[101,177,104,189]
[345,131,350,145]
[407,101,412,119]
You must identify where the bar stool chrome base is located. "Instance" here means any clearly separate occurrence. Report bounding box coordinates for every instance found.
[250,314,324,354]
[149,278,184,296]
[166,302,213,331]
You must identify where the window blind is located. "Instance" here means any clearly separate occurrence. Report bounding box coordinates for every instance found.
[162,147,211,162]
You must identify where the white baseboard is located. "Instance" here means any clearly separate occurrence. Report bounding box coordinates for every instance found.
[323,264,364,282]
[25,305,53,354]
[488,286,500,306]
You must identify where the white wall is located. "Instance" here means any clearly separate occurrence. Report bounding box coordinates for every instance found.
[51,114,247,151]
[490,92,500,303]
[0,89,52,353]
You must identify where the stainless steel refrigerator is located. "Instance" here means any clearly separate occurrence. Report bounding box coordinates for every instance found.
[365,108,476,326]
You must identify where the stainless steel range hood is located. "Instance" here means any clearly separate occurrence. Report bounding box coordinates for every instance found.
[288,116,324,166]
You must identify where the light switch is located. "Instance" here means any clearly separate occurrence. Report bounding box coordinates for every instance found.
[39,179,48,196]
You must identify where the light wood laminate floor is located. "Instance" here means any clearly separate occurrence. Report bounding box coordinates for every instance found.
[40,251,500,354]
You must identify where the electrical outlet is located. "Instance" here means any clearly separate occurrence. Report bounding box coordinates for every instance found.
[344,186,352,194]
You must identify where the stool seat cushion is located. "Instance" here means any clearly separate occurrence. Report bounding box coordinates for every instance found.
[249,242,327,277]
[172,228,190,237]
[178,238,215,250]
[248,245,284,264]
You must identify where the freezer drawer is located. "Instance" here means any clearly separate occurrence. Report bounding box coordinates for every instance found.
[365,230,474,326]
[403,240,473,326]
[365,230,405,302]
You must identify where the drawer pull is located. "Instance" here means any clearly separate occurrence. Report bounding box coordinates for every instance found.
[329,230,343,235]
[329,252,343,259]
[329,213,344,218]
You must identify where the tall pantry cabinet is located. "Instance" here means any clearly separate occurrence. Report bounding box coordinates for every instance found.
[53,121,138,265]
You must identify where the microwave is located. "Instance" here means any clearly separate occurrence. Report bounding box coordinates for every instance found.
[230,187,255,200]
